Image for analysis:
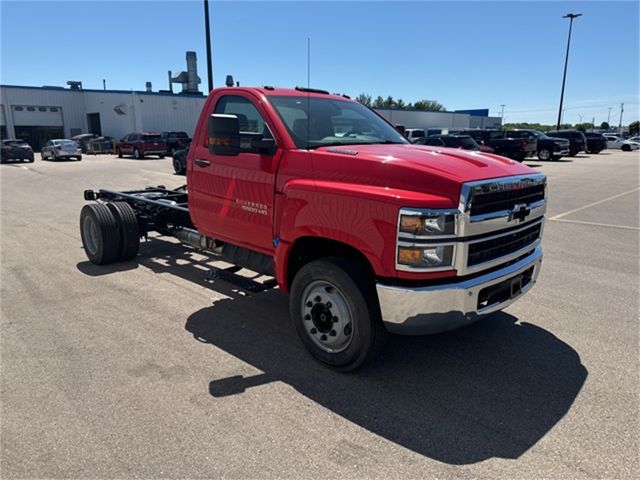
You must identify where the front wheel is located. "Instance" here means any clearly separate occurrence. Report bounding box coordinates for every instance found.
[537,149,551,161]
[621,145,631,152]
[133,148,142,159]
[117,148,123,158]
[290,257,387,371]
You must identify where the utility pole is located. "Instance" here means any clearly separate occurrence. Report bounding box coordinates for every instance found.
[607,107,612,125]
[500,104,505,125]
[618,103,624,135]
[556,13,582,130]
[204,0,213,93]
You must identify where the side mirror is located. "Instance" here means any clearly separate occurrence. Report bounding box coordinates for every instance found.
[251,137,277,155]
[208,114,240,156]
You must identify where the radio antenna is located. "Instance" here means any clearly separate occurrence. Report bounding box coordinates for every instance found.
[307,37,311,88]
[307,37,311,150]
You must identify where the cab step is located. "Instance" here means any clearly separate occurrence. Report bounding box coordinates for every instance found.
[205,265,278,293]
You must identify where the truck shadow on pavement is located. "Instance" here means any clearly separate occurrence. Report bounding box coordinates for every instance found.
[77,238,587,465]
[185,291,587,465]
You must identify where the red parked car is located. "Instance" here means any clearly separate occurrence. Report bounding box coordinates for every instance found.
[116,132,166,159]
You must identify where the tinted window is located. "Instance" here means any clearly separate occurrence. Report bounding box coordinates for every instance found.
[214,95,269,135]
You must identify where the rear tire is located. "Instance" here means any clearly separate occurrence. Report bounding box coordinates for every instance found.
[289,257,387,371]
[117,148,123,158]
[134,148,142,159]
[80,203,121,265]
[622,145,631,152]
[106,202,140,261]
[173,156,184,175]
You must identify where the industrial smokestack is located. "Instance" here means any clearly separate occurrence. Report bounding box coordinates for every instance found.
[145,82,152,93]
[186,51,200,93]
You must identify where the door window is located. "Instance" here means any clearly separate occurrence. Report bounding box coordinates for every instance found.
[214,95,271,136]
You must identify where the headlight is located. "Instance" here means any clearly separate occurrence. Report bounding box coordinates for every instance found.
[399,212,456,236]
[398,245,454,269]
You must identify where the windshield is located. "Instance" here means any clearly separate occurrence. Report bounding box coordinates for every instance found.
[143,134,161,141]
[530,131,548,139]
[268,96,408,149]
[55,140,75,145]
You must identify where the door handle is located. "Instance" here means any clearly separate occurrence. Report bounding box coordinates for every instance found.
[194,159,210,167]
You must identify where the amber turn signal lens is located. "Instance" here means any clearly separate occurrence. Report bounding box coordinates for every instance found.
[400,216,422,233]
[398,247,422,265]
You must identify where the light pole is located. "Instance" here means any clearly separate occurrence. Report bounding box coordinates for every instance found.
[607,107,612,125]
[204,0,213,92]
[500,104,505,125]
[556,13,582,130]
[618,103,624,135]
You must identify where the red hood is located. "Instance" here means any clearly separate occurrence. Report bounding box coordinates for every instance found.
[311,144,537,207]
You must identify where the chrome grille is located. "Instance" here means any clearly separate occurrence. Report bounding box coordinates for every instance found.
[469,184,546,216]
[468,222,542,266]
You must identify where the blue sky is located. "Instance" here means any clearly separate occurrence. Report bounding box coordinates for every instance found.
[1,0,638,124]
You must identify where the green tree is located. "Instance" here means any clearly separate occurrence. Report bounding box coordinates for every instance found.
[355,93,372,107]
[382,96,395,108]
[628,121,639,136]
[413,99,445,111]
[372,96,385,109]
[599,121,610,130]
[574,122,594,132]
[395,98,407,109]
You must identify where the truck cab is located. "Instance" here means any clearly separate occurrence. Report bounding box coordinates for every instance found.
[81,86,546,370]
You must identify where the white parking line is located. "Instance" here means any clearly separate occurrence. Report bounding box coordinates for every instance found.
[549,218,639,231]
[549,187,640,220]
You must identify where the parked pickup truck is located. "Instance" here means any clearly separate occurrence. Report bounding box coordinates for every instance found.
[79,86,546,370]
[464,129,538,161]
[505,129,571,161]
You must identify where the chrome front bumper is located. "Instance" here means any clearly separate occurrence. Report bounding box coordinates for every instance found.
[553,148,570,155]
[377,247,543,335]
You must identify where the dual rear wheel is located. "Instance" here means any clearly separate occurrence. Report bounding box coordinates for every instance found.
[80,202,140,265]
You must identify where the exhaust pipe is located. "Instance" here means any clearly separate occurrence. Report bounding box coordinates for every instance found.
[173,228,221,253]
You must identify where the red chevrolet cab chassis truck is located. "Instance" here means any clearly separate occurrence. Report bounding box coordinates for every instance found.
[80,86,546,371]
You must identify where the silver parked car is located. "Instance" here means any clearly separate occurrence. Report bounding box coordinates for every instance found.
[41,139,82,161]
[603,135,640,152]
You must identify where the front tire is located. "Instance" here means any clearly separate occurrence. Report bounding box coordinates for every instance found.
[621,145,631,152]
[537,149,551,161]
[290,257,387,371]
[80,203,121,265]
[133,148,142,159]
[117,148,123,158]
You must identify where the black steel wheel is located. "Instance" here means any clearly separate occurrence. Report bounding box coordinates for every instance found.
[106,201,140,261]
[80,203,121,265]
[290,257,387,371]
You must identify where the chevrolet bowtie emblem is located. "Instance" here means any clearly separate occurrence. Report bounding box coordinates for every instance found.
[509,203,531,222]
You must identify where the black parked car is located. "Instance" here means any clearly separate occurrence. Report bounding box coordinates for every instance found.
[161,131,191,155]
[583,132,608,154]
[505,130,571,161]
[546,130,587,157]
[172,147,188,175]
[1,139,34,163]
[414,134,492,152]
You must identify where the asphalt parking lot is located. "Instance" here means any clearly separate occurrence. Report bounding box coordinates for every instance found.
[1,149,638,478]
